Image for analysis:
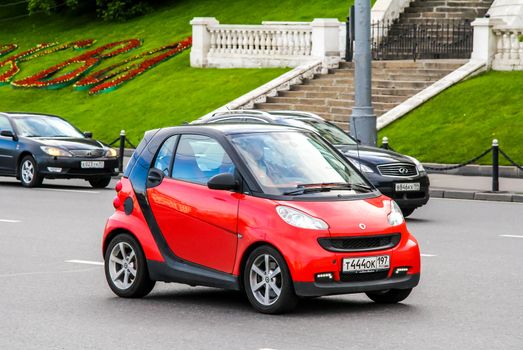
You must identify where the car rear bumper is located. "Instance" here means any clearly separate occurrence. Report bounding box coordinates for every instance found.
[36,156,119,178]
[294,273,420,297]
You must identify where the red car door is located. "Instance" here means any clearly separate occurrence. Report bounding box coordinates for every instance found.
[147,134,239,273]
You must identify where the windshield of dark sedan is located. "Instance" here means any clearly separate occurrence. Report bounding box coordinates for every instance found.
[282,119,357,145]
[12,115,84,138]
[229,131,369,196]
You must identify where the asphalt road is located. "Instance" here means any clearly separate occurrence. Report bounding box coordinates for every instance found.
[1,177,522,350]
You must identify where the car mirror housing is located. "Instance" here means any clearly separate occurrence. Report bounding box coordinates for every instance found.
[207,173,238,191]
[84,131,93,138]
[0,130,17,140]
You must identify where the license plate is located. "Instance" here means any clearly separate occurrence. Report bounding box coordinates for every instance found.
[395,182,420,192]
[81,161,104,169]
[342,255,390,273]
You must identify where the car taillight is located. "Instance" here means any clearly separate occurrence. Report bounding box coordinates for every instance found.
[115,180,122,192]
[113,196,122,209]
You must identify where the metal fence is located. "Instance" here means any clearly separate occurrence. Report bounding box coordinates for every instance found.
[345,10,473,61]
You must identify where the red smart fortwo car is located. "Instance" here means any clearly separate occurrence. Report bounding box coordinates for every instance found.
[103,124,420,314]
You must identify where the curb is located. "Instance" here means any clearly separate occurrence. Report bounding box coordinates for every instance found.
[430,189,523,203]
[424,162,523,179]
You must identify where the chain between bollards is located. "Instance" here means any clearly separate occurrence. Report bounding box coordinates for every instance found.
[119,130,126,173]
[492,139,499,192]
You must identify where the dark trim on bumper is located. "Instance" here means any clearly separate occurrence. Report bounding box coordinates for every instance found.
[294,273,420,297]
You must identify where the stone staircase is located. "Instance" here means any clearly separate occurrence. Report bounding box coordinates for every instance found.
[255,59,466,130]
[401,0,494,24]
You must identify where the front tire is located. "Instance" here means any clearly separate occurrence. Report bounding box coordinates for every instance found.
[89,176,112,188]
[19,156,43,188]
[243,245,298,314]
[366,288,412,304]
[104,233,155,298]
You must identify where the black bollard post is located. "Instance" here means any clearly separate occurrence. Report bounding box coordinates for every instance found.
[119,130,126,173]
[492,139,499,192]
[381,136,389,150]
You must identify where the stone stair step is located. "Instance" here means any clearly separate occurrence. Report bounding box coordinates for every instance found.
[278,90,408,103]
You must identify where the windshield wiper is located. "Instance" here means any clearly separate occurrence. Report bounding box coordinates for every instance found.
[283,182,373,196]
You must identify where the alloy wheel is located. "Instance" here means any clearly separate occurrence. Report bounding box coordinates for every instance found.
[249,253,282,306]
[21,160,34,184]
[108,242,137,290]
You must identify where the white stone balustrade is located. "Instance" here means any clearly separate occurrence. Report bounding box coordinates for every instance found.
[190,17,341,68]
[492,28,523,70]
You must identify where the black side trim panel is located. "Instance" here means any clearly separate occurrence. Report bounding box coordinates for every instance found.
[148,260,240,290]
[294,273,420,297]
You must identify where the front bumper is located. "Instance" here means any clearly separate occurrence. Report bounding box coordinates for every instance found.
[368,173,430,209]
[36,155,119,179]
[294,273,420,297]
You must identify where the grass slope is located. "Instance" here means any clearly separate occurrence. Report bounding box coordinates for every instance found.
[379,70,523,165]
[0,0,353,143]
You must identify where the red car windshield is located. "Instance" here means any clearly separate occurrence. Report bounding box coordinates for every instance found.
[229,131,369,196]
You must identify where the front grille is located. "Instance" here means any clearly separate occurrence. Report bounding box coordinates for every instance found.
[318,233,401,252]
[70,149,105,158]
[340,270,389,282]
[377,163,418,177]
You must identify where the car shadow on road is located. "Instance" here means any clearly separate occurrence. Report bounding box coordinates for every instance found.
[0,179,114,191]
[406,217,432,223]
[140,287,417,317]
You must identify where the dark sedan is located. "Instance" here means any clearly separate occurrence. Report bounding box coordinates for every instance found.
[0,112,119,188]
[194,110,429,216]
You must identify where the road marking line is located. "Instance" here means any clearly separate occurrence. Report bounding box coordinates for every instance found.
[65,260,104,266]
[0,267,99,278]
[421,254,437,257]
[37,188,100,194]
[0,219,21,223]
[500,235,523,239]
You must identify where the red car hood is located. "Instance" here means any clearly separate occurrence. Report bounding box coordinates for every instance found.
[278,195,399,237]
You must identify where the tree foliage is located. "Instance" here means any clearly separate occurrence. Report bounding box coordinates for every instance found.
[28,0,155,21]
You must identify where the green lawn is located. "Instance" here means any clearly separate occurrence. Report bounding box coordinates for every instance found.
[0,0,353,143]
[379,70,523,165]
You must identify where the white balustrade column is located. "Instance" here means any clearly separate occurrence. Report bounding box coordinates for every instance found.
[311,18,341,69]
[190,17,219,67]
[470,17,504,67]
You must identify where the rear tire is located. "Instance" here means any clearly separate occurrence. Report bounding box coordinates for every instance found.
[19,156,43,188]
[401,207,415,217]
[104,233,155,298]
[366,288,412,304]
[89,176,112,188]
[243,245,298,314]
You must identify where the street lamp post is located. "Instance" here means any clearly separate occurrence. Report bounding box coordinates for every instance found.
[349,0,376,146]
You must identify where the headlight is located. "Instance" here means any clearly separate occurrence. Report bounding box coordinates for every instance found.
[105,148,118,157]
[276,206,328,230]
[40,146,72,157]
[406,156,425,172]
[349,158,374,173]
[388,200,404,226]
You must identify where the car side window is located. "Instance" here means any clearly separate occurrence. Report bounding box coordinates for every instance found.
[0,116,13,133]
[172,135,235,185]
[153,135,178,176]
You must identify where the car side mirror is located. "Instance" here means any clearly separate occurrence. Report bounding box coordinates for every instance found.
[147,168,164,188]
[0,130,17,141]
[84,131,93,138]
[207,173,238,191]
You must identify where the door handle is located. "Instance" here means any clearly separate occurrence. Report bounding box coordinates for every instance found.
[147,168,164,188]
